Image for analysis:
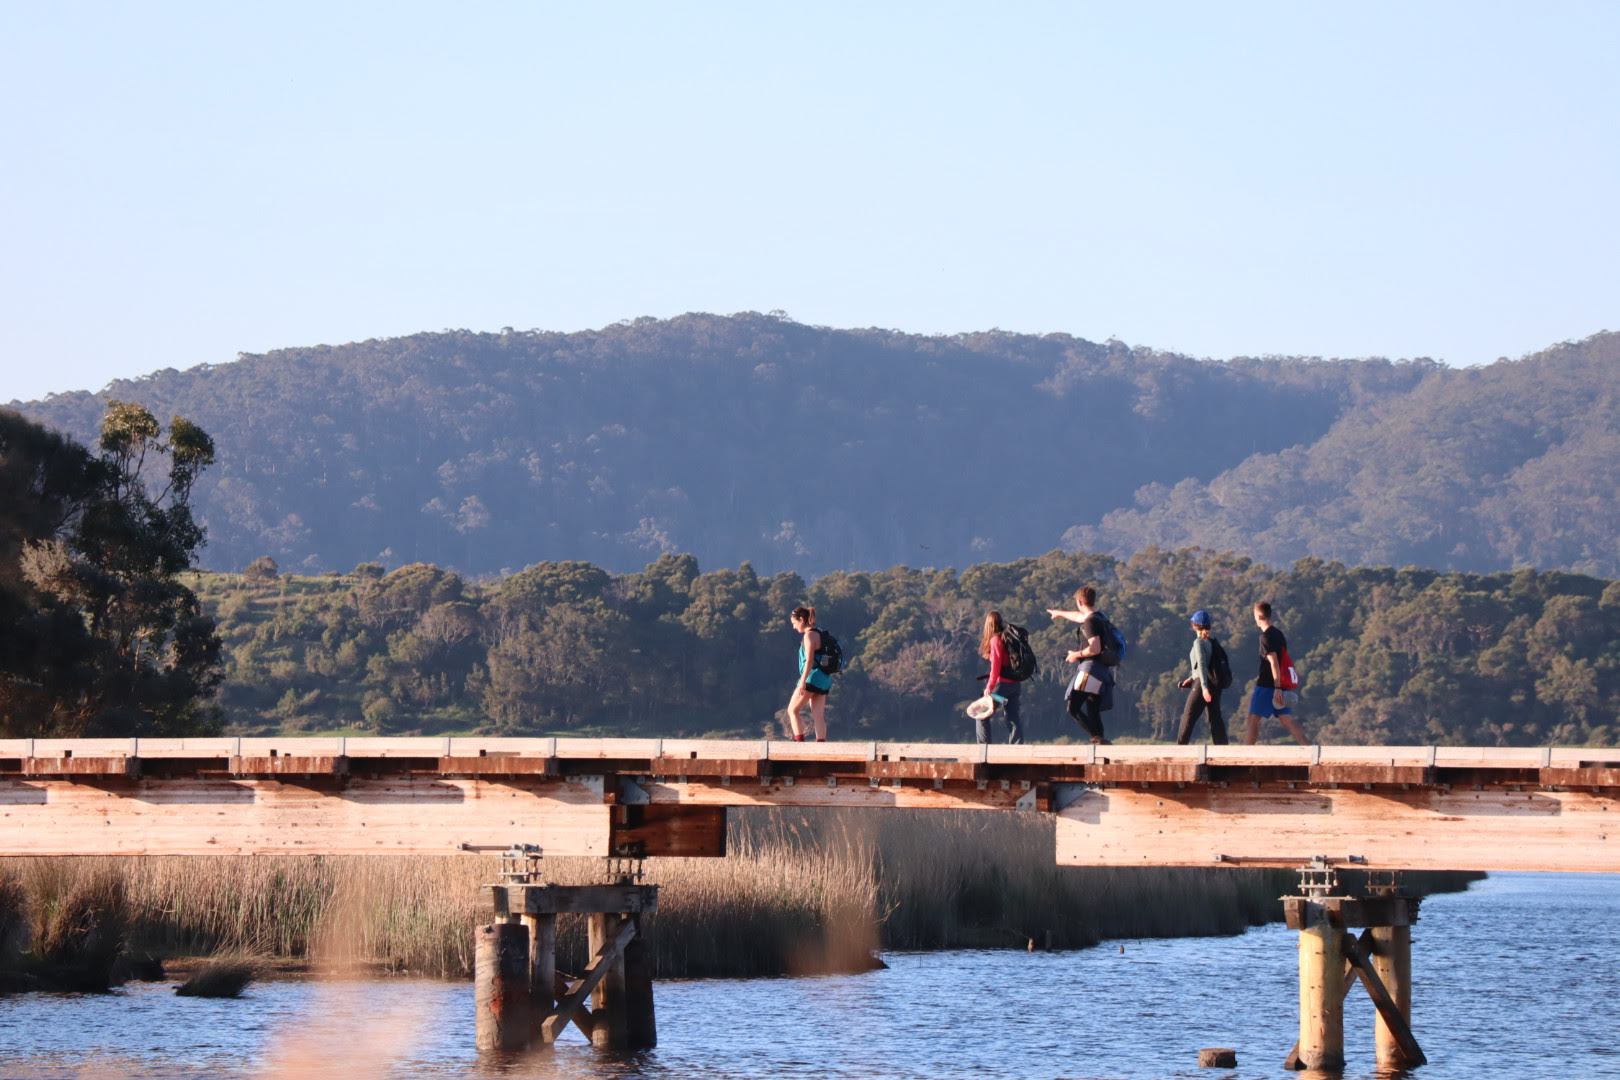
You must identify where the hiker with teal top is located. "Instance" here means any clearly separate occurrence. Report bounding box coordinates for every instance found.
[1177,609,1230,744]
[785,605,831,742]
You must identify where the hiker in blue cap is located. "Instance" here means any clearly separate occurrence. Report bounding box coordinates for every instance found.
[1176,610,1231,744]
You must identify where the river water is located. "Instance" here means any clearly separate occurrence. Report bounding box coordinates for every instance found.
[2,873,1616,1078]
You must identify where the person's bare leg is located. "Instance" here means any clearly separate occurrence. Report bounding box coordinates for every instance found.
[1279,714,1310,746]
[1245,712,1261,745]
[785,690,807,739]
[809,694,828,741]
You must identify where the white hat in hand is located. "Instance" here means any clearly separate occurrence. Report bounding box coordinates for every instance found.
[965,695,996,721]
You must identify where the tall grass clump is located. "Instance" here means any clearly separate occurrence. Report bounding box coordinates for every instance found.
[0,865,25,989]
[14,860,129,991]
[175,954,264,998]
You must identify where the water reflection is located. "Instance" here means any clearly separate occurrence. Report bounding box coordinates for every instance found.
[1,874,1617,1079]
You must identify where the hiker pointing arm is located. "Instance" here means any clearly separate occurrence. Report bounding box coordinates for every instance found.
[1049,607,1102,663]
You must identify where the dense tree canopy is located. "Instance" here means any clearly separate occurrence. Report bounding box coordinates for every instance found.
[14,313,1434,577]
[0,406,222,736]
[205,548,1620,746]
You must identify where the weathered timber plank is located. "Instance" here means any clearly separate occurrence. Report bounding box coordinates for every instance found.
[872,742,978,763]
[229,756,348,777]
[765,741,877,764]
[0,777,611,856]
[437,756,558,778]
[490,884,658,916]
[864,760,986,782]
[659,739,765,760]
[1283,896,1418,930]
[1085,762,1205,784]
[554,739,664,760]
[1056,787,1620,871]
[17,757,139,778]
[1542,766,1620,787]
[641,779,1033,811]
[649,757,765,779]
[612,805,726,857]
[1307,764,1435,786]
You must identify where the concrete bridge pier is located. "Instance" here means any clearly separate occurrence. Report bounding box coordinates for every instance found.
[1284,865,1425,1072]
[476,848,659,1053]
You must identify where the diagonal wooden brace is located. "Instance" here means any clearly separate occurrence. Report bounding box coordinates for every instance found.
[552,972,595,1039]
[1342,931,1426,1067]
[541,916,637,1043]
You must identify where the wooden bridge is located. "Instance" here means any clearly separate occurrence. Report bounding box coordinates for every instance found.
[4,737,1617,871]
[6,736,1617,1070]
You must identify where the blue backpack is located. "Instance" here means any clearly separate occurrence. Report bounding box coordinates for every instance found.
[1094,612,1128,666]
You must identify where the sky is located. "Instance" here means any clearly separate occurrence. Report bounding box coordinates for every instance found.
[1,1,1616,402]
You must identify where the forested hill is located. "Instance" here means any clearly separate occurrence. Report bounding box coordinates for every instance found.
[17,318,1620,578]
[1069,331,1620,575]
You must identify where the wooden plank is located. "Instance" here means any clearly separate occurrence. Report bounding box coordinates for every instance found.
[28,739,136,758]
[613,805,726,857]
[553,739,663,760]
[1342,932,1426,1066]
[659,738,766,760]
[765,741,877,763]
[18,757,139,778]
[1284,896,1417,930]
[229,755,348,777]
[1085,762,1205,784]
[640,779,1032,811]
[1307,764,1435,786]
[1056,787,1620,871]
[437,756,558,778]
[864,760,985,782]
[873,742,978,762]
[0,776,611,856]
[1542,766,1620,788]
[985,744,1093,765]
[543,917,637,1044]
[1433,746,1542,767]
[1206,745,1314,767]
[649,757,765,779]
[495,884,658,915]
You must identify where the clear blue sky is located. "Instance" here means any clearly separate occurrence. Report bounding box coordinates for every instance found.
[2,1,1616,402]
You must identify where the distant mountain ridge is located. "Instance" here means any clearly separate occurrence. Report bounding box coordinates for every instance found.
[14,314,1617,576]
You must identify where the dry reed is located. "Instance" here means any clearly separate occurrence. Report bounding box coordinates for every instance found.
[0,809,1304,982]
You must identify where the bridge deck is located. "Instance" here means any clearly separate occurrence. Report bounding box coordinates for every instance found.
[3,739,1617,871]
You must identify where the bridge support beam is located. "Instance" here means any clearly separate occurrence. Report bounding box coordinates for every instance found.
[475,922,534,1052]
[1370,923,1415,1071]
[1283,867,1424,1071]
[1295,912,1346,1070]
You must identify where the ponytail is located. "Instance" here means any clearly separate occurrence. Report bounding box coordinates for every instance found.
[792,605,816,626]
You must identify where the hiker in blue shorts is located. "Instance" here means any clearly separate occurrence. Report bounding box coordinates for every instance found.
[1245,601,1310,746]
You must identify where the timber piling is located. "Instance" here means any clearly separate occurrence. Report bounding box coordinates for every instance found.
[477,847,658,1053]
[1283,864,1425,1072]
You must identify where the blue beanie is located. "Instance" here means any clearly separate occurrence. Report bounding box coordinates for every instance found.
[1190,609,1211,628]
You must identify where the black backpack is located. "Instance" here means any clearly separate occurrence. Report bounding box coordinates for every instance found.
[814,628,843,675]
[1209,636,1233,690]
[1002,623,1039,681]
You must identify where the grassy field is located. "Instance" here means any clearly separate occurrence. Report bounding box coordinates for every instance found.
[1,808,1393,986]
